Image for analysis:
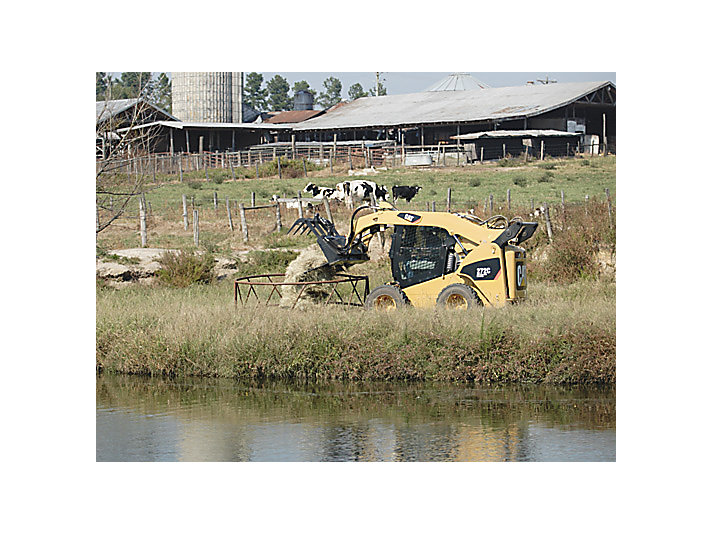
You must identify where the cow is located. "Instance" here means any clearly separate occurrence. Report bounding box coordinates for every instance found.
[391,185,422,203]
[334,180,389,203]
[303,182,337,200]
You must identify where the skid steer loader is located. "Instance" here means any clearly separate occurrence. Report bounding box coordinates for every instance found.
[288,201,537,309]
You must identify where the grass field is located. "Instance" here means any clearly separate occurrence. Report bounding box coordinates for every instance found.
[97,155,615,253]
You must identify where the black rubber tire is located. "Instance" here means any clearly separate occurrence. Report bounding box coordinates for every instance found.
[436,284,482,309]
[365,284,410,310]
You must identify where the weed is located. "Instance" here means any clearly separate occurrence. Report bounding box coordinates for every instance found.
[187,181,202,190]
[157,250,214,287]
[513,176,527,187]
[469,177,481,187]
[537,172,553,183]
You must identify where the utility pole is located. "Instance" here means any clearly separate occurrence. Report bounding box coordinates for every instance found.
[375,72,381,96]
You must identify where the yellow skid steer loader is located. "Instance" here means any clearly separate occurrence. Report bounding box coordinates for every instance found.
[289,202,537,309]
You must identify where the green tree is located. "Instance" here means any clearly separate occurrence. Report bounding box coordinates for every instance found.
[368,81,387,97]
[267,74,292,111]
[96,72,111,99]
[150,73,172,113]
[244,72,268,111]
[348,82,368,101]
[292,80,314,96]
[111,72,153,99]
[316,76,342,109]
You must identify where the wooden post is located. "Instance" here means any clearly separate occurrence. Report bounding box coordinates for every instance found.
[185,130,190,154]
[480,146,484,163]
[193,210,199,247]
[204,160,209,182]
[447,188,452,213]
[502,143,506,160]
[489,194,494,214]
[524,145,529,162]
[297,191,305,218]
[273,147,277,162]
[237,151,242,167]
[603,113,607,156]
[319,143,324,163]
[139,195,147,247]
[229,159,236,180]
[277,156,282,179]
[291,135,296,159]
[606,188,613,228]
[348,149,353,170]
[178,157,183,182]
[431,201,436,212]
[213,191,218,211]
[259,151,264,165]
[275,201,282,232]
[198,136,204,154]
[585,194,589,216]
[251,191,256,208]
[239,203,248,243]
[226,198,234,231]
[507,189,511,210]
[302,158,308,178]
[152,156,157,183]
[330,149,333,175]
[540,140,545,160]
[324,197,333,222]
[543,203,553,242]
[248,151,252,167]
[182,195,188,230]
[255,163,259,179]
[561,190,565,211]
[401,132,405,165]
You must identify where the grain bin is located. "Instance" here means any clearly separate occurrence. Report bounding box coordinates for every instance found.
[171,72,244,123]
[294,90,314,111]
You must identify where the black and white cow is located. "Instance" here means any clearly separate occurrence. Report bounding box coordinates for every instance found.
[335,180,389,203]
[391,185,422,203]
[303,182,337,200]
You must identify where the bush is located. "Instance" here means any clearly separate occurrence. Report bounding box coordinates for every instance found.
[187,181,202,190]
[211,174,225,184]
[469,177,481,187]
[580,159,590,166]
[513,176,527,187]
[537,162,557,170]
[157,250,214,287]
[537,172,554,183]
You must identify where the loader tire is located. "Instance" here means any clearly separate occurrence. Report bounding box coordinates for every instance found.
[436,284,482,310]
[365,285,410,310]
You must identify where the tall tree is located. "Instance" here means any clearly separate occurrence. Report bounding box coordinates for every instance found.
[244,72,268,111]
[368,80,387,97]
[348,82,368,101]
[292,80,314,96]
[267,74,292,111]
[111,72,154,99]
[316,76,343,109]
[96,72,111,99]
[150,73,172,113]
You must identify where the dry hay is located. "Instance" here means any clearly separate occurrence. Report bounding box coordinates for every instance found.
[279,244,340,309]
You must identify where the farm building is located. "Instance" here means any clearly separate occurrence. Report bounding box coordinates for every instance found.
[293,80,616,155]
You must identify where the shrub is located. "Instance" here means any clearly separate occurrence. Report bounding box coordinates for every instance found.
[537,172,553,183]
[157,250,214,287]
[187,181,202,190]
[537,162,557,170]
[469,177,481,187]
[580,159,591,166]
[211,174,225,184]
[513,176,527,187]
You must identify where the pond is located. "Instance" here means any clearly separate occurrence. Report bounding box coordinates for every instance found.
[96,374,615,462]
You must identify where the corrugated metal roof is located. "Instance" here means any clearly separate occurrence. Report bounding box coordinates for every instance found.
[451,129,580,140]
[264,109,324,123]
[294,80,614,131]
[425,73,490,91]
[96,98,179,122]
[116,120,292,133]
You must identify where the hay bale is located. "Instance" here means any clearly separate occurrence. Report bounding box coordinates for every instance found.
[280,244,339,309]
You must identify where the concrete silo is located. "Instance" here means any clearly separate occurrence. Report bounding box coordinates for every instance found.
[171,72,244,123]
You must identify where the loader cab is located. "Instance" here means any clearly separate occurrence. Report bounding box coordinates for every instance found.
[389,225,457,289]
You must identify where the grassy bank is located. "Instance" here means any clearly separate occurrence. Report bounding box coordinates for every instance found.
[96,279,615,384]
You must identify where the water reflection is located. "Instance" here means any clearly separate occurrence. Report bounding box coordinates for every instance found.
[97,374,615,462]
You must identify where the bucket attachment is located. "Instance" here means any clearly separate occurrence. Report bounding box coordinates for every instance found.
[288,214,370,267]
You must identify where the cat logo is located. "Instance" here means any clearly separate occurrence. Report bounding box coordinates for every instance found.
[396,213,422,224]
[517,264,526,288]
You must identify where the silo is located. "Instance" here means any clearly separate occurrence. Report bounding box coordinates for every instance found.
[171,72,244,123]
[294,90,314,111]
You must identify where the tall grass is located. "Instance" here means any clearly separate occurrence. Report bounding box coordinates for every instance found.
[97,279,615,384]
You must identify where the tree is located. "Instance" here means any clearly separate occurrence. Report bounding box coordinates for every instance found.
[316,76,342,109]
[150,73,172,113]
[244,72,268,111]
[110,72,154,100]
[267,74,292,111]
[348,83,368,101]
[368,81,387,97]
[292,80,314,96]
[96,72,111,99]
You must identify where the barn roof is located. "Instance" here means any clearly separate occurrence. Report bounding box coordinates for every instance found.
[294,80,615,131]
[264,109,324,124]
[96,98,178,123]
[425,73,490,91]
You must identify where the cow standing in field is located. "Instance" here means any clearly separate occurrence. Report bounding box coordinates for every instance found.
[303,182,337,200]
[391,185,422,203]
[334,180,389,203]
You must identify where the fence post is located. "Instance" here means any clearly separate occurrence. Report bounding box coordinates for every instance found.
[204,160,209,182]
[255,163,259,179]
[275,202,282,232]
[502,143,506,160]
[291,135,296,159]
[139,195,147,247]
[330,149,333,174]
[606,188,613,228]
[540,140,545,160]
[543,203,553,242]
[303,159,308,178]
[489,194,494,214]
[431,201,436,212]
[324,197,333,222]
[507,189,511,210]
[480,146,484,163]
[297,191,304,219]
[585,194,589,216]
[213,191,218,212]
[277,156,282,179]
[251,191,256,207]
[348,149,353,170]
[239,203,248,243]
[178,157,183,182]
[226,197,234,231]
[229,159,236,180]
[182,195,188,230]
[193,210,199,247]
[447,188,452,213]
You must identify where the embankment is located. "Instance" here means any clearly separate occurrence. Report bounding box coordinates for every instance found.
[96,279,615,384]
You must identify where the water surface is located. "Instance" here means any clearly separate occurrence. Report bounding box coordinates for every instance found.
[97,374,615,461]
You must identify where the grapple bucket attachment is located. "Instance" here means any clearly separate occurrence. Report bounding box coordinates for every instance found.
[288,214,369,267]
